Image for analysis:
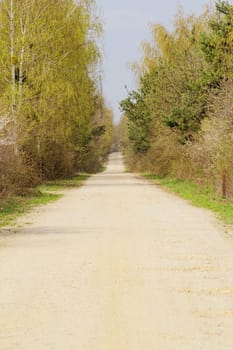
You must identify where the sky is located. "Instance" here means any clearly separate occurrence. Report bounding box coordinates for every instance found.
[97,0,216,123]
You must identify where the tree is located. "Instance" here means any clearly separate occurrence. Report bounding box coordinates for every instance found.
[0,0,113,197]
[120,75,152,154]
[200,1,233,79]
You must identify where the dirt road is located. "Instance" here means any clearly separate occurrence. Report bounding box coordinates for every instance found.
[0,153,233,349]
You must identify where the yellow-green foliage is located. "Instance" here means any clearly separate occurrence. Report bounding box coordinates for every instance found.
[120,1,233,198]
[0,0,113,196]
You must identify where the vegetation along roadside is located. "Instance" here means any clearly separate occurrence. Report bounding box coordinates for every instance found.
[0,0,114,208]
[144,174,233,226]
[120,1,233,202]
[0,174,89,228]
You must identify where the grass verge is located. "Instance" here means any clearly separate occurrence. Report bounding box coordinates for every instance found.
[0,174,89,228]
[143,174,233,225]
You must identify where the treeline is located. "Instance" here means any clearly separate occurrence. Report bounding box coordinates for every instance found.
[0,0,113,199]
[120,1,233,198]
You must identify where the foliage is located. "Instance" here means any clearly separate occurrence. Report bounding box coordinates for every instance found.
[120,1,233,199]
[120,83,152,154]
[200,0,233,79]
[0,0,113,199]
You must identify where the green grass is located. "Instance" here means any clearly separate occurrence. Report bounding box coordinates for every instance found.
[143,174,233,225]
[38,174,89,192]
[0,174,89,228]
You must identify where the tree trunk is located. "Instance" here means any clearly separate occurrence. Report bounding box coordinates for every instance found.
[18,16,27,112]
[222,169,227,198]
[10,0,16,111]
[10,0,18,155]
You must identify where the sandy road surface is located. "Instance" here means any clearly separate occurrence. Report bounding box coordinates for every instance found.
[1,153,233,349]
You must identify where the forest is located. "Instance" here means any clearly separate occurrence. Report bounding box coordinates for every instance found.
[0,0,113,201]
[120,0,233,198]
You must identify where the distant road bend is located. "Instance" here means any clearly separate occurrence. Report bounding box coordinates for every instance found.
[0,153,233,349]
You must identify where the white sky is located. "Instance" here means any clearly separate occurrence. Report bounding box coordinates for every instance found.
[97,0,217,122]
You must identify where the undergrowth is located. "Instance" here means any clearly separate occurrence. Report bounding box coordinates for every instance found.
[0,174,89,228]
[144,174,233,225]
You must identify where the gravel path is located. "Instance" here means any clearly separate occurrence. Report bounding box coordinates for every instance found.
[0,153,233,349]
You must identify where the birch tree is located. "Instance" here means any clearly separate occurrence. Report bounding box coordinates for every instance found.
[0,0,113,185]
